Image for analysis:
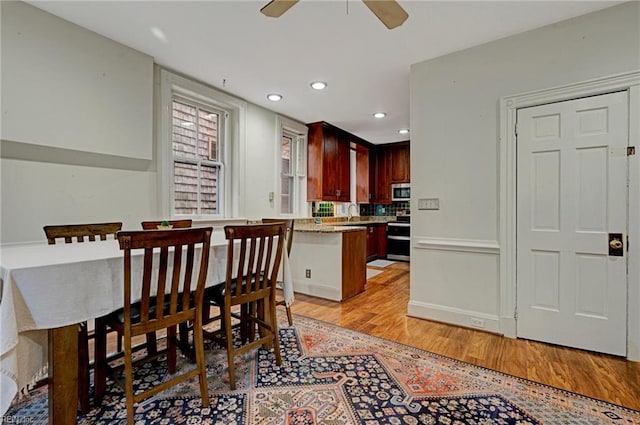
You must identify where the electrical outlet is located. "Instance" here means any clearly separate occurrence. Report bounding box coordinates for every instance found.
[470,318,485,328]
[305,269,311,278]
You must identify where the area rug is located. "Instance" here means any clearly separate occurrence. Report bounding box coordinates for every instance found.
[5,315,639,424]
[367,259,396,268]
[366,268,383,279]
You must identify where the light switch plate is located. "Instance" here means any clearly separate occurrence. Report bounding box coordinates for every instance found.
[418,198,440,210]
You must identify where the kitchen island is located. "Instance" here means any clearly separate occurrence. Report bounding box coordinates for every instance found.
[289,224,366,301]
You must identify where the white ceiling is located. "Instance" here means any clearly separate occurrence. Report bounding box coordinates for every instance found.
[28,0,622,144]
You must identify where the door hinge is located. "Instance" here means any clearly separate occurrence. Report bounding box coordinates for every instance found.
[514,123,519,137]
[627,235,630,252]
[514,307,518,320]
[628,146,636,156]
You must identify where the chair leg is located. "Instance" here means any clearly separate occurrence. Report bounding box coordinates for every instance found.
[269,297,282,366]
[124,334,135,425]
[192,314,210,407]
[93,317,108,405]
[77,323,91,413]
[146,331,157,357]
[167,326,177,374]
[285,305,294,327]
[223,309,237,390]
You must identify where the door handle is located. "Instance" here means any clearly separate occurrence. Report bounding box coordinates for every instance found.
[608,233,624,257]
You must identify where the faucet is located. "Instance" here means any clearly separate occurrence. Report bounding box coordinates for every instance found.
[347,203,358,222]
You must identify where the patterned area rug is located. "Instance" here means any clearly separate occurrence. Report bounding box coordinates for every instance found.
[6,315,639,424]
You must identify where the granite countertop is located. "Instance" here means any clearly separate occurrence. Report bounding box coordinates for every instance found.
[294,217,393,233]
[295,224,368,233]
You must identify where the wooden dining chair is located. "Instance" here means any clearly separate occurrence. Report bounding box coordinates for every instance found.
[261,218,295,326]
[42,221,122,413]
[141,218,193,355]
[94,227,212,425]
[44,222,122,244]
[203,223,285,390]
[140,219,193,230]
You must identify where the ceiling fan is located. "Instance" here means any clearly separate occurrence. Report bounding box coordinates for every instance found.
[260,0,409,30]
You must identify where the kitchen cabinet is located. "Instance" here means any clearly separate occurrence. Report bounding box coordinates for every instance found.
[372,147,391,203]
[365,223,388,262]
[390,142,410,183]
[289,227,366,301]
[355,144,370,203]
[307,122,350,202]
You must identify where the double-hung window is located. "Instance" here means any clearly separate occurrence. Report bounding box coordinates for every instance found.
[160,69,245,219]
[171,97,224,216]
[280,130,296,214]
[277,116,307,216]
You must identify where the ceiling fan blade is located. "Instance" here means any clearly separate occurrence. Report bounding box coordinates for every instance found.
[260,0,300,18]
[362,0,408,29]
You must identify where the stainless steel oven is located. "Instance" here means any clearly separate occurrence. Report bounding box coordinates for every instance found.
[387,216,410,261]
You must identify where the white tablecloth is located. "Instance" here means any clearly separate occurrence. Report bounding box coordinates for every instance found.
[0,232,292,416]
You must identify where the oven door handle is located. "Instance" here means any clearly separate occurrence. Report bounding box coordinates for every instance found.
[388,236,410,241]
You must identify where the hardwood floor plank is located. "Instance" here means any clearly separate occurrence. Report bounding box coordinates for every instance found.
[290,261,640,410]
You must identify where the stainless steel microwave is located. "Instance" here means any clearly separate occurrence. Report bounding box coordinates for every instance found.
[391,183,410,201]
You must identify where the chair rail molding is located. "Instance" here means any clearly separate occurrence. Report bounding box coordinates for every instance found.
[413,237,499,255]
[499,70,640,360]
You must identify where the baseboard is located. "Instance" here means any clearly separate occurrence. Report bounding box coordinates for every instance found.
[407,300,502,334]
[500,317,516,338]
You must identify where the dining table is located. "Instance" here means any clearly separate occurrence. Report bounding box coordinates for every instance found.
[0,228,293,424]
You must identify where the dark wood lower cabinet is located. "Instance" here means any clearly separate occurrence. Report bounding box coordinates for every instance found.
[364,224,388,262]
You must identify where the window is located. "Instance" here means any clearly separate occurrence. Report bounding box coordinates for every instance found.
[159,69,246,219]
[171,98,223,215]
[280,130,295,214]
[277,116,307,216]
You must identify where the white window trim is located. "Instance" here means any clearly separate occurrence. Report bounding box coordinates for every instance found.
[158,68,246,219]
[275,115,308,217]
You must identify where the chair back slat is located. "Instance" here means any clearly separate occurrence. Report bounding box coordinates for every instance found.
[224,223,285,303]
[44,222,122,245]
[181,245,196,311]
[168,244,182,315]
[117,228,212,330]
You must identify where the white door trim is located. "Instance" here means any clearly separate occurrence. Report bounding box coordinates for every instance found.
[498,70,640,361]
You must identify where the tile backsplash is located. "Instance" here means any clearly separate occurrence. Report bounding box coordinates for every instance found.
[311,201,410,217]
[360,202,410,217]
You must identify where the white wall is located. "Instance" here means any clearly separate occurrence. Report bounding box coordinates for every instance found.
[0,1,306,243]
[409,2,640,335]
[244,104,279,219]
[1,0,153,160]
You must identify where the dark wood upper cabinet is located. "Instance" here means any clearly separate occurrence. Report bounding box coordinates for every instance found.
[372,147,391,203]
[355,144,370,203]
[307,122,350,202]
[390,142,410,183]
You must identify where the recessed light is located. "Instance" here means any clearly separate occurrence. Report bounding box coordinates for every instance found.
[373,112,386,119]
[267,93,283,102]
[150,26,168,43]
[310,81,327,90]
[398,128,410,134]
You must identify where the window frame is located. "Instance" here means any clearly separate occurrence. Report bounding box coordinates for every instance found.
[275,115,308,217]
[158,69,246,220]
[171,96,225,216]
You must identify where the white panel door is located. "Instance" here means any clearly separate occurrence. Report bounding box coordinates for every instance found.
[516,91,628,356]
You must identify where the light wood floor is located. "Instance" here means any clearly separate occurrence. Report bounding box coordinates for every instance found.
[286,261,640,411]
